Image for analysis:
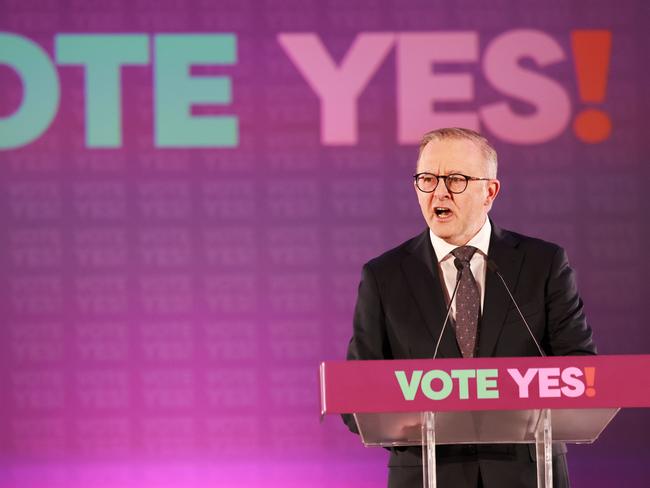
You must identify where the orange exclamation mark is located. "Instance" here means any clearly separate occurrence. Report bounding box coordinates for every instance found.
[571,30,612,143]
[584,367,596,397]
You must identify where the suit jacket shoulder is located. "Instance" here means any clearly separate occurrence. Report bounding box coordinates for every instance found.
[363,230,434,283]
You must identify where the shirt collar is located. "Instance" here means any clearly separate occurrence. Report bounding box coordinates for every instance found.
[429,217,492,263]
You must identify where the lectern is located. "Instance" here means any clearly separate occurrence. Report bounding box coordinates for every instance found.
[319,355,650,488]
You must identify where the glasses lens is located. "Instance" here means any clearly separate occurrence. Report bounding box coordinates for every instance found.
[446,174,468,193]
[416,174,437,192]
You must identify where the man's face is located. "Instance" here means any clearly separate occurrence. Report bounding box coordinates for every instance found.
[415,138,500,246]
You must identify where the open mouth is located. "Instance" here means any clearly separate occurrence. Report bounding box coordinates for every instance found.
[434,207,452,218]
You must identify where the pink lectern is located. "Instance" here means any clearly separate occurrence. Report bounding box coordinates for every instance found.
[319,355,650,488]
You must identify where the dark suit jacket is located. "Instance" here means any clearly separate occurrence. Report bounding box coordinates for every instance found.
[344,222,596,488]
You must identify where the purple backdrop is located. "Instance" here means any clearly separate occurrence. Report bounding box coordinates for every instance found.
[1,1,648,486]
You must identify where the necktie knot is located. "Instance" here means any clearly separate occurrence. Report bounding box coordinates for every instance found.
[451,245,477,268]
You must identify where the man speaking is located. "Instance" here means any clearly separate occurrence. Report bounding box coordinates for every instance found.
[344,128,596,488]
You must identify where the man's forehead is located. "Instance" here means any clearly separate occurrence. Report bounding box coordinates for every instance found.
[418,138,485,171]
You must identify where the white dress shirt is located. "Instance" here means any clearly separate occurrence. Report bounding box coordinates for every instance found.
[429,218,492,319]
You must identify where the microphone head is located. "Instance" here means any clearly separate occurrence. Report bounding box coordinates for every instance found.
[486,259,499,273]
[453,258,464,272]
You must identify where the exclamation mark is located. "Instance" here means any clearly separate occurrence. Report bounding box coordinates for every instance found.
[571,30,612,143]
[584,367,596,397]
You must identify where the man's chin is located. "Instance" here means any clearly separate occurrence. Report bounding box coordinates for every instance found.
[429,223,454,240]
[430,219,453,232]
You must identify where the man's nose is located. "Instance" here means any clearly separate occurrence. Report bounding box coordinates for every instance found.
[433,178,451,199]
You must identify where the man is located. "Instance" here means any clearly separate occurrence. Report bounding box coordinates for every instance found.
[344,128,596,487]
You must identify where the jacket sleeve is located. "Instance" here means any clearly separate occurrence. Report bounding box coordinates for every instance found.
[544,246,597,356]
[342,263,392,434]
[346,263,392,361]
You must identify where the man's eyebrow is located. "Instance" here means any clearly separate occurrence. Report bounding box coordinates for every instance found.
[418,169,463,174]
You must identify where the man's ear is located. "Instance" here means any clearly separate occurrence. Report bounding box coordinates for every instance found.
[485,179,500,206]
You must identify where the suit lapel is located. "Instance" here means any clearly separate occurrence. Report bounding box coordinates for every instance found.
[401,230,461,358]
[477,223,523,357]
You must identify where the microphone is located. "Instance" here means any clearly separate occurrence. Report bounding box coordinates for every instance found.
[486,259,546,357]
[432,262,463,359]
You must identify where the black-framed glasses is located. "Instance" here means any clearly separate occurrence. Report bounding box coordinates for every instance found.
[413,172,490,194]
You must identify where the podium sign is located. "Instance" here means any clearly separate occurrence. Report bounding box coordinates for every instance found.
[320,355,650,488]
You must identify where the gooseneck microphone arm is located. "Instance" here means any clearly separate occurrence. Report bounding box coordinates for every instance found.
[486,259,546,357]
[432,261,464,359]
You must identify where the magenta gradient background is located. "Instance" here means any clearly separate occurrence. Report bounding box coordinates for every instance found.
[1,1,649,487]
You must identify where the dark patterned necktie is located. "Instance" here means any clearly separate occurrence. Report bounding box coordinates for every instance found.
[451,246,480,358]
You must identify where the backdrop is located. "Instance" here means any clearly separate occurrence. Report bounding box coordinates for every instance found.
[1,1,648,487]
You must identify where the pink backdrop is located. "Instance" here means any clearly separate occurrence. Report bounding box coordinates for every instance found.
[1,0,648,486]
